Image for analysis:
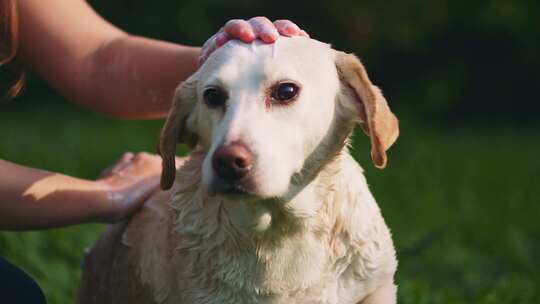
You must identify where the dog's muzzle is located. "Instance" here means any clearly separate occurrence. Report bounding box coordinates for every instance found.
[211,142,254,194]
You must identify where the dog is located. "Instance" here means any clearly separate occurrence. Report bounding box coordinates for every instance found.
[78,36,399,304]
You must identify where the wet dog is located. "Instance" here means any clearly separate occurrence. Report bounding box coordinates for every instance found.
[78,37,399,304]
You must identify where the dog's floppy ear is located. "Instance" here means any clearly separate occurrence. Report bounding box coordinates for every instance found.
[335,52,399,168]
[157,76,199,190]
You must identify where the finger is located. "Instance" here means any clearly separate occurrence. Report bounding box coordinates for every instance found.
[199,32,219,66]
[299,30,310,38]
[224,19,256,42]
[119,152,135,164]
[114,176,161,222]
[274,20,302,37]
[98,152,134,179]
[215,31,231,47]
[249,16,279,43]
[130,177,160,208]
[130,153,162,176]
[112,152,138,174]
[132,151,153,162]
[200,33,217,53]
[113,152,156,177]
[199,40,218,66]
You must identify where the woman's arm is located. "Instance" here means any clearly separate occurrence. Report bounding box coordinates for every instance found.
[17,1,307,119]
[0,153,162,230]
[18,0,199,119]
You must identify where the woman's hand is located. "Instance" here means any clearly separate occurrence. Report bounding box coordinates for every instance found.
[0,153,182,230]
[96,152,162,222]
[199,17,309,64]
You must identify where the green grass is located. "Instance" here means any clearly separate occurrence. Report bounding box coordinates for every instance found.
[1,95,539,304]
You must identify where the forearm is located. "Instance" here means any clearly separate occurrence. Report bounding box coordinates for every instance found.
[18,0,200,119]
[83,35,199,119]
[0,160,110,230]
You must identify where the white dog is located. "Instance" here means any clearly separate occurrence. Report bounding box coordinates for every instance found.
[78,36,399,304]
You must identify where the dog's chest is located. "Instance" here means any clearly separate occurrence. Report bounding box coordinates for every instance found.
[170,224,377,304]
[128,194,394,304]
[139,156,395,304]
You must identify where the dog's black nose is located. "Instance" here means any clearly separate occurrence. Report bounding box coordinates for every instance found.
[212,142,253,180]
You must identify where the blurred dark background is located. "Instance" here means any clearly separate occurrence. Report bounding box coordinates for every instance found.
[6,0,540,123]
[1,0,539,303]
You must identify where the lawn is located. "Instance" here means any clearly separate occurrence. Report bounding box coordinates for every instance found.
[1,95,539,304]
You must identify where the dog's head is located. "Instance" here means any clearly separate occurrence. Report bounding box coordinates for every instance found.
[158,37,398,198]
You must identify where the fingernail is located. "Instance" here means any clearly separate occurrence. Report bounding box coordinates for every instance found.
[261,28,279,43]
[240,28,255,42]
[285,23,301,35]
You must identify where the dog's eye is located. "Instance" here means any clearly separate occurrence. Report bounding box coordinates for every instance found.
[272,82,300,103]
[203,87,228,108]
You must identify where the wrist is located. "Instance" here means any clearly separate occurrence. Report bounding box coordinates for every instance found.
[94,179,124,223]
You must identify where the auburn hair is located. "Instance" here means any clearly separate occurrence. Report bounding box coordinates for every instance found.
[1,0,25,98]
